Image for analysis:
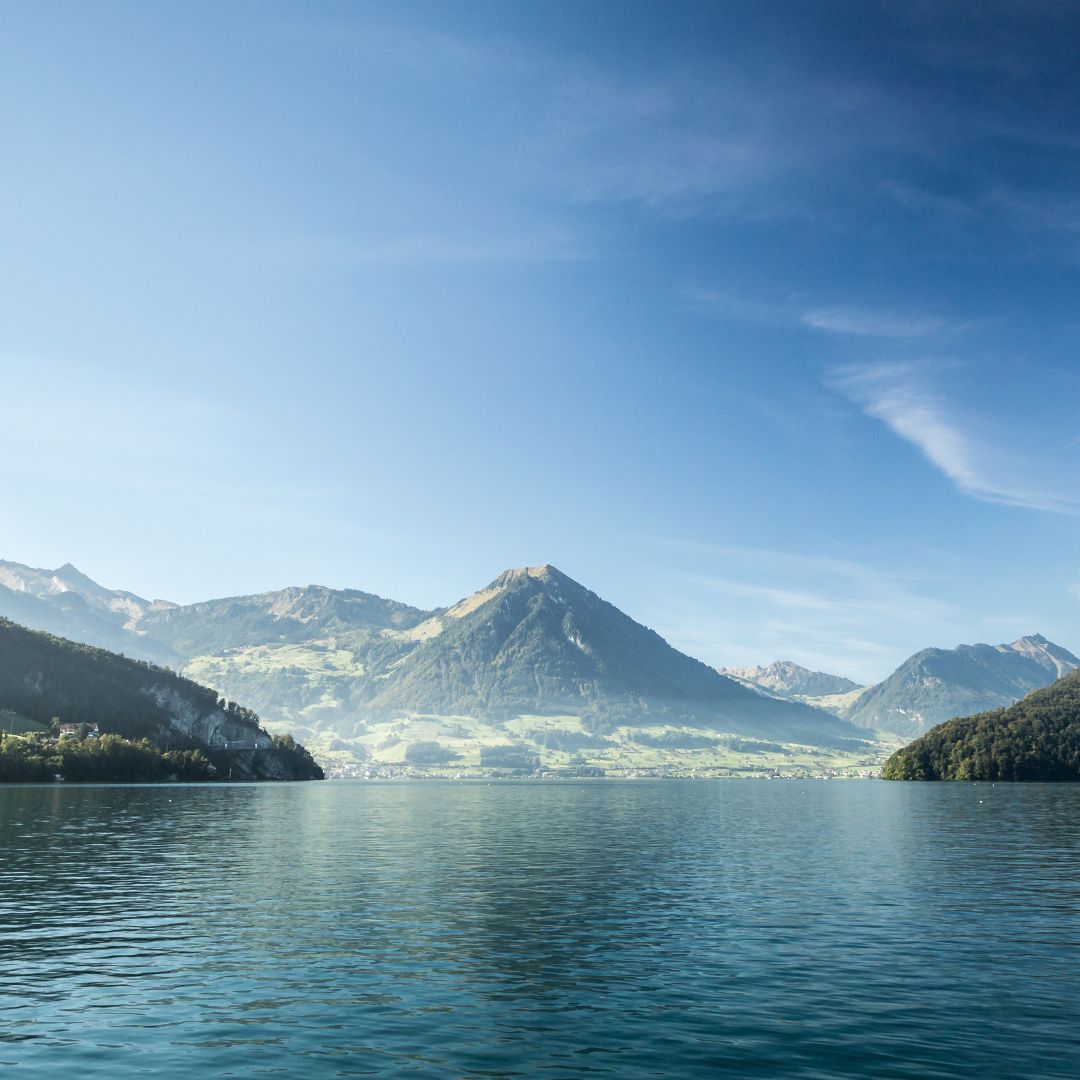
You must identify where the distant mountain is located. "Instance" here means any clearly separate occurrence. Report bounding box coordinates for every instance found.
[846,635,1080,739]
[186,565,865,748]
[0,618,322,780]
[0,560,175,664]
[882,668,1080,781]
[347,565,861,742]
[0,560,870,764]
[138,584,428,658]
[721,660,862,699]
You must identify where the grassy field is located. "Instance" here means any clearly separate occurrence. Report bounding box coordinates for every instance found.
[254,710,899,779]
[0,710,48,736]
[182,645,897,778]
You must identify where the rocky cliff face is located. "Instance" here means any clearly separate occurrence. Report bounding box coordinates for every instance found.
[0,618,322,780]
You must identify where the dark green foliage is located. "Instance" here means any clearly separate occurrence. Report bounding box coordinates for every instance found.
[479,744,541,770]
[522,728,614,751]
[162,748,217,780]
[0,616,229,740]
[882,669,1080,780]
[718,737,785,753]
[0,733,218,782]
[404,740,459,765]
[635,730,718,749]
[267,734,324,779]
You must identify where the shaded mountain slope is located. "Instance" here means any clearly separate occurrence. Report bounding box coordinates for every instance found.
[846,635,1080,739]
[362,566,865,744]
[882,669,1080,781]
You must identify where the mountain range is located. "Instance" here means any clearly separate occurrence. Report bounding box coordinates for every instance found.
[720,661,866,714]
[0,560,868,770]
[720,661,862,699]
[725,637,1080,740]
[842,635,1079,738]
[5,556,1072,769]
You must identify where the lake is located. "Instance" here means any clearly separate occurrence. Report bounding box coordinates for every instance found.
[1,780,1078,1077]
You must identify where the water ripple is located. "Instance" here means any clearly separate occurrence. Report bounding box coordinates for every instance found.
[1,781,1079,1077]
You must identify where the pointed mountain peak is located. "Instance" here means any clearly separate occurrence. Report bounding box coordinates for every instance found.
[443,565,590,621]
[1007,633,1080,677]
[54,562,92,583]
[488,564,565,588]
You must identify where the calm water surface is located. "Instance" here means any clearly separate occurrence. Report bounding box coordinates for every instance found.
[1,780,1078,1077]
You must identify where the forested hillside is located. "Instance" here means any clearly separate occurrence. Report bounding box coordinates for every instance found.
[0,618,322,780]
[882,669,1080,780]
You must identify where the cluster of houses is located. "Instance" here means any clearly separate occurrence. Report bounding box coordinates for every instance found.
[57,723,100,738]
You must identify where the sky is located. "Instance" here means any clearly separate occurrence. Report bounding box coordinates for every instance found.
[2,0,1080,682]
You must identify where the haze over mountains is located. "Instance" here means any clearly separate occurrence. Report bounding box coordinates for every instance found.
[0,560,177,665]
[0,560,867,768]
[721,661,861,700]
[727,637,1080,740]
[3,557,1074,769]
[720,661,867,715]
[842,635,1080,739]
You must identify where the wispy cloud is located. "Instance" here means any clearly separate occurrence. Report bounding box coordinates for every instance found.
[637,539,963,683]
[536,68,929,218]
[802,306,953,338]
[279,7,1080,250]
[829,361,1079,514]
[685,289,959,341]
[679,287,796,325]
[290,12,935,221]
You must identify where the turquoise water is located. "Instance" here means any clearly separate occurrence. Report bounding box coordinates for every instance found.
[1,780,1078,1077]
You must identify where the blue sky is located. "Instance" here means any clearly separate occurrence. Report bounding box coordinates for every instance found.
[3,0,1080,682]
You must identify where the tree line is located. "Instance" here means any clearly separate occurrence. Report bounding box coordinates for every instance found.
[882,669,1080,781]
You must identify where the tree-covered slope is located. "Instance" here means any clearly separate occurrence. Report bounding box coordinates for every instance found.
[0,618,322,780]
[845,635,1079,739]
[882,669,1080,780]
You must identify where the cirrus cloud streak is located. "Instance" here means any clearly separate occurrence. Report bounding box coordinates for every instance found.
[829,361,1078,514]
